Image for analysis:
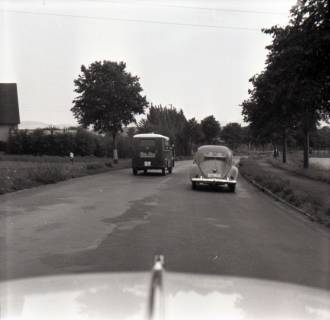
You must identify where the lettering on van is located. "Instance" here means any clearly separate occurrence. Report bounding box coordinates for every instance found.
[140,151,156,158]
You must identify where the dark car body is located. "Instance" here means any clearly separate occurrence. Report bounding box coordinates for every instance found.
[132,133,174,175]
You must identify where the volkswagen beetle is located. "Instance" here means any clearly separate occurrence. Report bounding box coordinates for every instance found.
[190,145,238,192]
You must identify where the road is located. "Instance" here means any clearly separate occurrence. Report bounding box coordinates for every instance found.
[0,161,329,289]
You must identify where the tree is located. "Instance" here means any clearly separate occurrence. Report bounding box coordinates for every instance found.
[221,123,244,149]
[201,115,221,144]
[183,118,204,154]
[262,0,330,167]
[242,0,330,167]
[137,104,188,155]
[71,60,148,162]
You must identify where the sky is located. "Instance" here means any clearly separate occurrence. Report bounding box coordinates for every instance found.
[1,0,297,127]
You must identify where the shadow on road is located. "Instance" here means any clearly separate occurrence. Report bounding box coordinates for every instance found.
[190,185,234,193]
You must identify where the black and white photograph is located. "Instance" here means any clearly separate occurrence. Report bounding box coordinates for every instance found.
[0,0,329,319]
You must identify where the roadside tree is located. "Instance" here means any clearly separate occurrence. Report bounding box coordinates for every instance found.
[71,60,148,162]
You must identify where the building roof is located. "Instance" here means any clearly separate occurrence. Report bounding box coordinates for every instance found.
[133,133,169,141]
[0,83,20,125]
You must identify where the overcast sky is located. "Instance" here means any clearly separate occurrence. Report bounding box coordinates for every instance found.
[1,0,297,126]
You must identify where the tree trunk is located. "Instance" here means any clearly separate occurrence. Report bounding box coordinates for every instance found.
[282,130,287,164]
[303,130,309,169]
[113,133,118,164]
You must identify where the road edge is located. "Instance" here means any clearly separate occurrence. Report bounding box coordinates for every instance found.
[240,171,319,223]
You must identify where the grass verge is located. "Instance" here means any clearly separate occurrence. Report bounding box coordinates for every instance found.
[0,155,130,195]
[239,158,330,227]
[268,157,330,185]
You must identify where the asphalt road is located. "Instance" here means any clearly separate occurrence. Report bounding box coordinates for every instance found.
[0,161,329,289]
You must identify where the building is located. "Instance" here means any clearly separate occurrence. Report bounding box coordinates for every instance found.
[0,83,20,142]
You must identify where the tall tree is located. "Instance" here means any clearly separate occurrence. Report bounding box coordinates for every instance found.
[71,60,148,162]
[221,123,244,150]
[183,118,204,154]
[137,104,188,155]
[201,115,221,144]
[263,0,330,167]
[242,0,330,167]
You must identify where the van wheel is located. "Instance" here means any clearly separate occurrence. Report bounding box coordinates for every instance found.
[168,167,172,174]
[161,168,166,176]
[228,184,236,192]
[133,169,137,175]
[144,169,147,174]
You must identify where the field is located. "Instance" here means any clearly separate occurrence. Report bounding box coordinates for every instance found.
[310,157,330,170]
[0,154,130,195]
[268,153,330,185]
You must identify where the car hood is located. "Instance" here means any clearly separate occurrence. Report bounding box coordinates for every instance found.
[0,272,329,320]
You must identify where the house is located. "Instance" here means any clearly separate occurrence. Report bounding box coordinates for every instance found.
[0,83,20,142]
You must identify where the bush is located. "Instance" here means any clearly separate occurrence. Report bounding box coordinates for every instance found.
[0,141,7,152]
[29,165,68,184]
[105,161,112,167]
[86,163,105,170]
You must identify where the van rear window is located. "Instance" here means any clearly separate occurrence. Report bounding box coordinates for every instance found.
[138,139,156,148]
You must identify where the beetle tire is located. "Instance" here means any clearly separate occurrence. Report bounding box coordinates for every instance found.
[162,168,166,176]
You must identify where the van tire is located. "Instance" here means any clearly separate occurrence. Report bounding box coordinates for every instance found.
[192,181,196,190]
[168,167,172,174]
[133,168,138,175]
[228,184,236,192]
[161,168,166,176]
[144,169,147,174]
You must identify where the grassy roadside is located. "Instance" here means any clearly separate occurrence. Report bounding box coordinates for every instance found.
[239,157,330,227]
[0,155,131,195]
[267,157,330,185]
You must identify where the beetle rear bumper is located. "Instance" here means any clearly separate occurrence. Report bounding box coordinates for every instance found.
[191,177,236,185]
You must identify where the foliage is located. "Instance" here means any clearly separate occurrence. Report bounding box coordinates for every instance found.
[221,123,245,149]
[71,60,148,160]
[241,0,330,167]
[183,118,204,154]
[200,115,221,144]
[137,104,189,155]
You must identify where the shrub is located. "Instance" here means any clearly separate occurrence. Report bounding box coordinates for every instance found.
[29,165,68,184]
[86,163,105,170]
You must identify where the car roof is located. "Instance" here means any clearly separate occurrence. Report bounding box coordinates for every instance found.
[133,133,170,141]
[197,145,232,155]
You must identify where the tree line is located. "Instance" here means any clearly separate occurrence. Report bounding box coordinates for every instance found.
[4,129,134,158]
[3,113,329,157]
[241,0,330,168]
